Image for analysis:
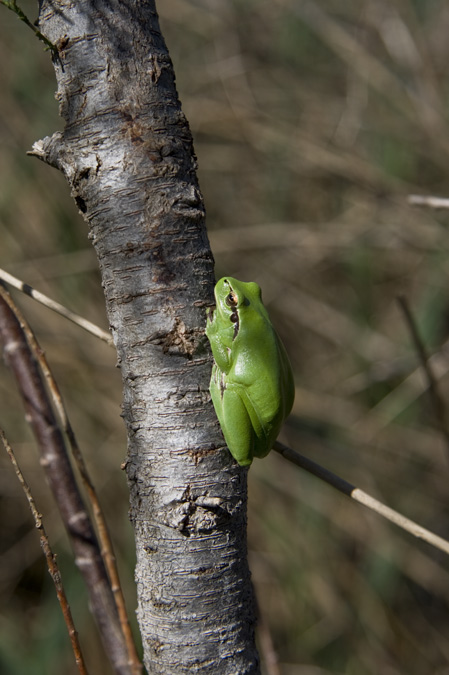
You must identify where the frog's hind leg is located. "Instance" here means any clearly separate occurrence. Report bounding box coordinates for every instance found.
[211,385,255,466]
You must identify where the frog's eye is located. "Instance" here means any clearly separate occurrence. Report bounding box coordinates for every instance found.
[225,291,238,307]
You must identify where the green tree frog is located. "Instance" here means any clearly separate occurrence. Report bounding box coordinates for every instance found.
[205,277,295,466]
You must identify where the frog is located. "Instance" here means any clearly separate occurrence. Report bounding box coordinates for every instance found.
[205,277,295,466]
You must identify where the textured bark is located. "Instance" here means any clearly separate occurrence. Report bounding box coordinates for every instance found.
[34,1,259,673]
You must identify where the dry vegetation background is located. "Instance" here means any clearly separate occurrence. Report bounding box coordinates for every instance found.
[1,1,449,673]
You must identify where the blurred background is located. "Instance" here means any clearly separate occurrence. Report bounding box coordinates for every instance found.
[1,1,449,673]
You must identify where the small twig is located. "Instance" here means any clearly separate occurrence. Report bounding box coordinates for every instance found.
[408,194,449,209]
[0,284,141,674]
[0,268,113,345]
[0,0,57,54]
[274,441,449,557]
[0,428,89,675]
[397,295,449,459]
[0,283,132,675]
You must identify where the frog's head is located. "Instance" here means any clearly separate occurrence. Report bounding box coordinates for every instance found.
[208,277,262,339]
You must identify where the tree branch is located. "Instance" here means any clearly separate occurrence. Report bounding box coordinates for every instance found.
[33,1,259,672]
[0,283,132,675]
[0,283,141,674]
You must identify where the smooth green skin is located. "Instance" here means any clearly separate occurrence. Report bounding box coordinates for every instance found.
[205,277,295,466]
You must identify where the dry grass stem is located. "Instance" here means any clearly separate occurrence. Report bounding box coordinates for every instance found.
[398,295,449,458]
[0,427,89,675]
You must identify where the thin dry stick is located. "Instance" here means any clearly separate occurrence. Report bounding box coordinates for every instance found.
[0,285,141,675]
[0,268,113,345]
[408,194,449,209]
[398,295,449,459]
[273,441,449,557]
[0,428,89,675]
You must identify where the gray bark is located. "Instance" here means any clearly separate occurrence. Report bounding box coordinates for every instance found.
[33,1,259,673]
